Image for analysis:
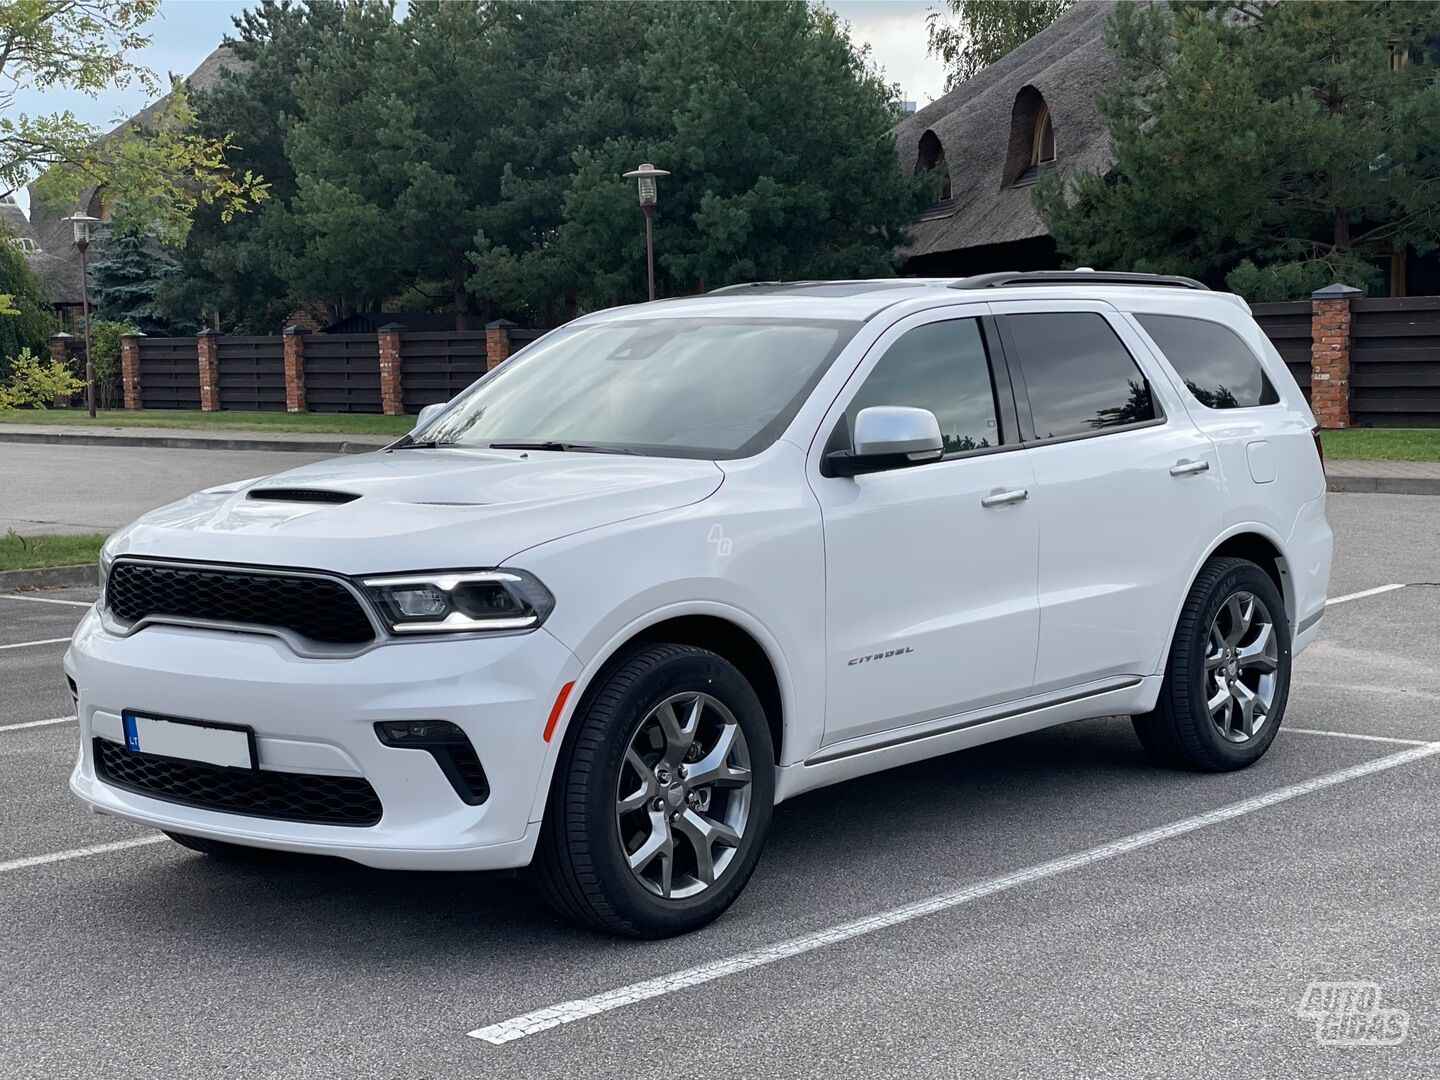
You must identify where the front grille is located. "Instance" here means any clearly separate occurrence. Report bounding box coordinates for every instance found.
[107,561,375,645]
[94,738,382,826]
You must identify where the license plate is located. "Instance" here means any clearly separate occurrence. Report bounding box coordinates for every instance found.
[121,712,256,770]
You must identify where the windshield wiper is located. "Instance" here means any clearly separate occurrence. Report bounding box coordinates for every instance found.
[487,441,641,456]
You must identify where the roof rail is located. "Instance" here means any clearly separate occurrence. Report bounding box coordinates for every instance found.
[949,270,1209,291]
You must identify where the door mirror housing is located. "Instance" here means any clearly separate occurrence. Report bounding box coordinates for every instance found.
[826,406,945,477]
[410,401,447,436]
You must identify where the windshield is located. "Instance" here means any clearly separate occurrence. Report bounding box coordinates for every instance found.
[413,317,860,459]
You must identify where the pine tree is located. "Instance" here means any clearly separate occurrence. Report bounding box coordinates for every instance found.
[90,233,196,335]
[1036,0,1440,299]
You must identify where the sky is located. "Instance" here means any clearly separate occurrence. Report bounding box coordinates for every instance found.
[10,0,949,212]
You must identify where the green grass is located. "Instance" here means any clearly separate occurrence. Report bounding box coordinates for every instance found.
[0,532,106,572]
[1321,428,1440,462]
[0,407,413,437]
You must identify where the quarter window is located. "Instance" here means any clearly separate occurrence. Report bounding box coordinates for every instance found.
[1136,314,1279,410]
[843,319,1001,456]
[1004,313,1157,440]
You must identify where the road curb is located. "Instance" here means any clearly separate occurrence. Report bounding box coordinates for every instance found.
[0,563,98,592]
[1328,476,1440,496]
[0,430,388,455]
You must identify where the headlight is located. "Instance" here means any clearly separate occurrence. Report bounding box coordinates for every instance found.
[361,570,554,634]
[97,540,118,604]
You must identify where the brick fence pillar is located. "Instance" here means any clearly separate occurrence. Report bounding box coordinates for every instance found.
[282,326,308,413]
[485,319,517,372]
[197,329,223,412]
[377,323,405,416]
[1309,283,1361,430]
[48,333,75,406]
[120,333,144,409]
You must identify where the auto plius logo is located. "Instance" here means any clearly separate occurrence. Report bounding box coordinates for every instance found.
[848,647,915,667]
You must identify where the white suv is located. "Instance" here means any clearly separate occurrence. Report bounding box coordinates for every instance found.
[67,271,1332,937]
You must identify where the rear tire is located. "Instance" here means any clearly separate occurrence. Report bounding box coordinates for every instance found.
[534,643,774,938]
[1133,557,1291,771]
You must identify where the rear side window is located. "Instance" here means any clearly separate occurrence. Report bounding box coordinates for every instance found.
[1003,313,1157,440]
[1137,313,1279,410]
[843,318,1001,455]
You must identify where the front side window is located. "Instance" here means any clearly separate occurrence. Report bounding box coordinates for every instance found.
[1136,313,1279,410]
[415,317,860,460]
[842,319,1001,456]
[1004,313,1157,440]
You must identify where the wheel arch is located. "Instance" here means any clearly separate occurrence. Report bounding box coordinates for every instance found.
[527,603,795,825]
[1156,525,1293,672]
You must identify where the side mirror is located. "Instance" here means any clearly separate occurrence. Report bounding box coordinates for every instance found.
[826,406,945,477]
[410,401,447,436]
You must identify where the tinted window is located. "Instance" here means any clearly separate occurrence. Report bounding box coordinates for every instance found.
[1005,313,1156,440]
[417,317,859,459]
[845,319,1000,455]
[1137,313,1279,409]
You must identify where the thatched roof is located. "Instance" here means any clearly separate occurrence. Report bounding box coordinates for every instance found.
[893,0,1120,259]
[25,44,244,303]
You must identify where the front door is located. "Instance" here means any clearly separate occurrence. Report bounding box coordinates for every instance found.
[810,311,1040,748]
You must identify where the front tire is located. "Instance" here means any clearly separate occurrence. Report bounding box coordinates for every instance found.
[535,643,774,938]
[1133,557,1291,771]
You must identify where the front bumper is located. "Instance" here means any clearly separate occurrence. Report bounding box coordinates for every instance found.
[65,606,580,870]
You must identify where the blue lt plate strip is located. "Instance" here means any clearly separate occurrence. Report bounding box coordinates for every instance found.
[123,715,140,752]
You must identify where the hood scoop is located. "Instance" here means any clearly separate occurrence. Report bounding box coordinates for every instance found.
[247,488,361,505]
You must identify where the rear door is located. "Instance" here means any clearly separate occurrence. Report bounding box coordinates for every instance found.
[811,309,1039,747]
[990,301,1225,694]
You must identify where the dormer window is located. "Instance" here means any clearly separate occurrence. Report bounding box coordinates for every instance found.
[1006,86,1057,187]
[915,129,952,202]
[9,236,40,253]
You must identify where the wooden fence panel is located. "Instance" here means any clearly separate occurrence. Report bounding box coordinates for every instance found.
[136,338,200,410]
[398,330,489,412]
[301,334,382,413]
[216,336,286,412]
[1251,301,1312,403]
[1349,297,1440,427]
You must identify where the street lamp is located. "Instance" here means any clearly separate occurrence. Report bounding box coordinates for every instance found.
[622,163,669,302]
[63,212,101,417]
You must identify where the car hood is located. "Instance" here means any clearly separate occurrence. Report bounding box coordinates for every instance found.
[106,447,724,575]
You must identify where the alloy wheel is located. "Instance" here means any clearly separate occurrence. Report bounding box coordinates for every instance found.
[1205,590,1280,743]
[615,691,753,900]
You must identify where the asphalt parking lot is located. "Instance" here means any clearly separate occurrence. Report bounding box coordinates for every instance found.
[1,492,1436,1079]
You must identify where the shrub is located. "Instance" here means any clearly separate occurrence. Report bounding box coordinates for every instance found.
[89,320,137,410]
[0,347,86,411]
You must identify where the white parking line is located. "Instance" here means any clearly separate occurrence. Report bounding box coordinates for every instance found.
[0,637,71,652]
[468,741,1440,1045]
[0,594,92,608]
[1327,583,1406,607]
[1287,727,1432,746]
[0,715,74,733]
[0,836,166,874]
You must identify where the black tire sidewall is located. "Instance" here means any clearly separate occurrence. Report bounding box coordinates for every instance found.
[1178,563,1292,766]
[571,647,774,936]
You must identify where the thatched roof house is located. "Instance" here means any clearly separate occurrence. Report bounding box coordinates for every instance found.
[23,44,241,321]
[893,0,1120,276]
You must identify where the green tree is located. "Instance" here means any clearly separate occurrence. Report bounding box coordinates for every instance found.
[927,0,1073,90]
[475,1,925,318]
[0,234,53,376]
[1,0,267,243]
[90,232,195,335]
[164,0,345,331]
[1036,1,1440,299]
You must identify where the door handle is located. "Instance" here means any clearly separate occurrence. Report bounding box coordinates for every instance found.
[980,488,1029,508]
[1169,459,1210,477]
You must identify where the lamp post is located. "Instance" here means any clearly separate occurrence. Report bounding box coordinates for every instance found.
[63,212,101,417]
[622,163,669,301]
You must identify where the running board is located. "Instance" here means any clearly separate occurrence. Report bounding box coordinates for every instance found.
[776,676,1151,803]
